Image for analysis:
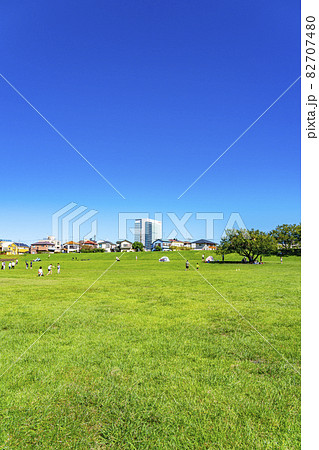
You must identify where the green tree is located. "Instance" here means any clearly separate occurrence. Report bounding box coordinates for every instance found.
[218,229,277,262]
[132,241,144,252]
[270,224,301,254]
[155,245,162,251]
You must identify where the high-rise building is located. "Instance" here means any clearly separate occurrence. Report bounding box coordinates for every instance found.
[134,218,162,250]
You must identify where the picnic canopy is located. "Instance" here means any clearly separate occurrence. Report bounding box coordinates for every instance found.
[205,256,214,263]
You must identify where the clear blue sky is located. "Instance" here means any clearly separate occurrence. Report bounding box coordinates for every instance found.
[0,0,300,244]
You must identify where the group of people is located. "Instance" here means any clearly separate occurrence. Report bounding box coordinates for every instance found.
[1,259,18,270]
[1,259,61,276]
[185,260,200,271]
[38,263,60,276]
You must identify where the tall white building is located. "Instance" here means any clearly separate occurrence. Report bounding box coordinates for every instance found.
[134,218,162,250]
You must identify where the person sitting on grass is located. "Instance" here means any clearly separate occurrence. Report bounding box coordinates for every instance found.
[38,266,43,277]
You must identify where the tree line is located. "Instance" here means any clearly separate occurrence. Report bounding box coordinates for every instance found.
[218,224,301,262]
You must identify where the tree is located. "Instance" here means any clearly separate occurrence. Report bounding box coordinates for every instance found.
[80,245,94,253]
[270,224,301,255]
[154,245,162,251]
[218,228,277,262]
[132,241,144,252]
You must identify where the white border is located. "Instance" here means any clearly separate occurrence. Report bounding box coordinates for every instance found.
[301,0,319,448]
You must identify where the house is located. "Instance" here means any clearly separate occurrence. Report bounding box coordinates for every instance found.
[0,240,13,254]
[63,241,80,253]
[32,236,62,253]
[80,240,97,249]
[14,243,30,254]
[0,241,29,255]
[30,241,56,254]
[4,242,17,255]
[97,240,116,252]
[192,239,218,251]
[183,241,196,249]
[169,239,184,249]
[116,240,133,252]
[151,239,171,251]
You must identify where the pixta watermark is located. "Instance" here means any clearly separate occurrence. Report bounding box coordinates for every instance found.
[52,202,98,243]
[118,212,247,242]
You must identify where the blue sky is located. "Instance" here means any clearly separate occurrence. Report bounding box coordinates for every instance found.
[0,0,300,244]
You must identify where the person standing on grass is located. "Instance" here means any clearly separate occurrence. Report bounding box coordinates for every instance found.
[8,262,11,269]
[26,261,29,269]
[280,256,283,264]
[196,262,199,270]
[1,261,5,270]
[30,261,33,269]
[47,264,53,275]
[57,263,60,274]
[38,266,43,277]
[185,260,190,270]
[202,254,205,261]
[12,261,15,269]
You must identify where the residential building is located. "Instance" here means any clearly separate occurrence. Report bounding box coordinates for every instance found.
[80,240,97,249]
[134,218,162,250]
[97,240,116,252]
[0,240,13,253]
[183,241,196,249]
[63,241,80,253]
[151,239,171,251]
[192,239,218,250]
[30,241,56,254]
[116,240,133,252]
[0,241,29,255]
[169,239,184,248]
[35,236,62,253]
[14,243,30,254]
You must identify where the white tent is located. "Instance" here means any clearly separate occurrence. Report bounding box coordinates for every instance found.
[205,256,214,263]
[159,256,170,262]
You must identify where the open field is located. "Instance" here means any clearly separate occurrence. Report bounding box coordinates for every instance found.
[0,251,300,448]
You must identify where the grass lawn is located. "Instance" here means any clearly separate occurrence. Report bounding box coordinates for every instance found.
[0,251,300,448]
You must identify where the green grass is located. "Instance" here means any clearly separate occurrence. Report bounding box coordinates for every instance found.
[0,251,300,449]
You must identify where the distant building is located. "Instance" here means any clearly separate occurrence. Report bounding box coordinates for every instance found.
[0,241,29,255]
[169,239,184,248]
[14,243,30,254]
[30,241,56,254]
[192,239,218,250]
[81,240,97,248]
[151,239,171,251]
[116,240,133,252]
[183,241,196,249]
[0,240,12,253]
[33,236,61,253]
[97,240,116,252]
[63,241,80,253]
[134,218,162,250]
